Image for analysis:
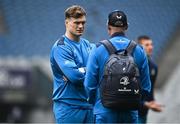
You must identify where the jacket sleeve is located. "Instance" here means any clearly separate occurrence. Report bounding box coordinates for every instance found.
[140,54,151,93]
[53,45,85,85]
[140,56,152,105]
[84,47,99,104]
[134,46,151,97]
[134,46,152,107]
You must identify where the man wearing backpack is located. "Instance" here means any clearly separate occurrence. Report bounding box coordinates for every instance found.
[84,10,151,123]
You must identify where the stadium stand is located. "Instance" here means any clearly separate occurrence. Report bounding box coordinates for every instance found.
[0,0,180,59]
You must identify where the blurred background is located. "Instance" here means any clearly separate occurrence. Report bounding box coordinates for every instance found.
[0,0,180,123]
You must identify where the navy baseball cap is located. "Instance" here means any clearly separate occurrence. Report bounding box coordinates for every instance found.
[108,10,128,27]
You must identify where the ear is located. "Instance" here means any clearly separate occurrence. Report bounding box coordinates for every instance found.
[107,25,111,35]
[65,19,68,25]
[107,25,111,31]
[124,24,128,30]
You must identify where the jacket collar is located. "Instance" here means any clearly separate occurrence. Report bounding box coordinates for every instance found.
[110,32,126,38]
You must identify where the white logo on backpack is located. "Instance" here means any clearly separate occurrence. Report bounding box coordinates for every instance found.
[120,76,130,85]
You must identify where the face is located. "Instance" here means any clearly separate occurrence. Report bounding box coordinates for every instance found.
[140,39,153,56]
[65,16,86,37]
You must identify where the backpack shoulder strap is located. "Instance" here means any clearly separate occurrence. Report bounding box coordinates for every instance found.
[99,40,116,55]
[126,40,137,55]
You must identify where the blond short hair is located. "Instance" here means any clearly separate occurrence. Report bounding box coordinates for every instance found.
[65,5,86,19]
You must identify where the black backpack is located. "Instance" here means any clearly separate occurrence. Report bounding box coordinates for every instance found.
[100,40,141,110]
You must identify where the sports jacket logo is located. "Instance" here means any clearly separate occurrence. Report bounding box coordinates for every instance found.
[120,76,130,85]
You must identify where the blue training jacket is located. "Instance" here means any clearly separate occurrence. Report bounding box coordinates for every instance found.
[84,33,151,114]
[50,35,93,107]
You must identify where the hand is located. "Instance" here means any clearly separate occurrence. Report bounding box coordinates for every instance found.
[144,101,164,112]
[78,67,86,73]
[150,101,163,112]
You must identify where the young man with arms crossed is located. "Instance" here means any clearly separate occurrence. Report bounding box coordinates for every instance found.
[50,5,93,123]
